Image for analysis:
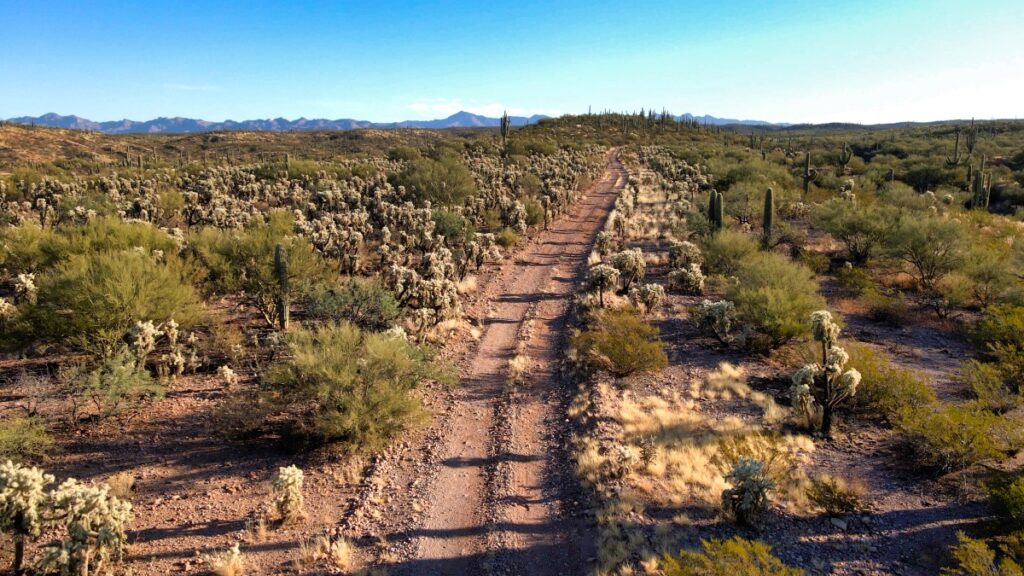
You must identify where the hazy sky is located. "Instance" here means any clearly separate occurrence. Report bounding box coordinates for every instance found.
[2,0,1022,124]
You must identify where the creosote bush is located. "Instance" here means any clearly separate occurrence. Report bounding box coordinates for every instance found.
[662,537,803,576]
[261,322,450,449]
[897,403,1022,472]
[807,474,866,516]
[571,306,667,378]
[727,253,825,349]
[305,278,402,332]
[18,249,202,356]
[0,417,54,461]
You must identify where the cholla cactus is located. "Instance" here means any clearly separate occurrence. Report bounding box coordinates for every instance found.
[721,457,774,525]
[272,465,305,524]
[129,320,162,362]
[0,298,17,327]
[586,264,620,308]
[668,240,702,269]
[628,283,665,314]
[14,273,36,304]
[38,479,132,576]
[1,461,55,574]
[695,300,736,344]
[217,365,239,387]
[792,310,861,437]
[668,263,705,295]
[610,248,645,291]
[595,231,614,256]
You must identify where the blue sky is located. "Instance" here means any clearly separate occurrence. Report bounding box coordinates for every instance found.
[2,0,1022,124]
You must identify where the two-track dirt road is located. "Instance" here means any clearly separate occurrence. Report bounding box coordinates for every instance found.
[351,149,628,576]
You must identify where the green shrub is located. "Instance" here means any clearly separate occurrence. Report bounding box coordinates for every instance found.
[884,216,965,291]
[960,360,1018,413]
[834,265,875,295]
[262,322,450,450]
[496,228,519,248]
[0,417,54,460]
[432,209,475,244]
[390,153,477,206]
[844,343,936,417]
[815,200,892,264]
[21,250,201,356]
[898,403,1021,472]
[0,222,54,275]
[305,278,402,332]
[73,350,164,419]
[973,305,1024,351]
[726,253,825,348]
[523,198,544,226]
[944,532,1024,576]
[42,217,178,267]
[807,474,866,515]
[701,229,758,276]
[571,306,667,377]
[190,212,331,327]
[662,537,803,576]
[989,475,1024,528]
[861,287,908,325]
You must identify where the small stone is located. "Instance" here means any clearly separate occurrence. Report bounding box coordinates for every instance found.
[830,517,848,530]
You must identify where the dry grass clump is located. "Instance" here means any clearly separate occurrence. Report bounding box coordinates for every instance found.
[295,534,354,572]
[616,364,811,507]
[807,473,868,515]
[207,543,245,576]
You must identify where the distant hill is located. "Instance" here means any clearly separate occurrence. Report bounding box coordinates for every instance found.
[5,111,549,134]
[675,113,790,127]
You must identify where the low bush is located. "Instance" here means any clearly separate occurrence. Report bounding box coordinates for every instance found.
[898,403,1022,472]
[190,212,332,328]
[944,531,1024,576]
[701,229,758,276]
[834,265,874,295]
[0,417,54,460]
[73,350,164,420]
[726,253,825,348]
[571,306,667,377]
[844,343,936,418]
[861,287,908,325]
[305,278,402,332]
[989,475,1024,528]
[807,474,866,515]
[19,250,202,356]
[262,322,450,450]
[662,537,803,576]
[496,228,519,248]
[960,360,1018,413]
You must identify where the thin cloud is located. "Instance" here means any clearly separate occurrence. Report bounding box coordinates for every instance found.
[163,83,222,93]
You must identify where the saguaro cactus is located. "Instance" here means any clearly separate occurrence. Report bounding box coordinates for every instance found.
[274,243,290,330]
[761,187,775,249]
[500,111,511,147]
[801,152,817,199]
[837,142,853,173]
[971,155,991,210]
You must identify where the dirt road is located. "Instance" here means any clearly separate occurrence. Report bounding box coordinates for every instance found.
[350,149,628,575]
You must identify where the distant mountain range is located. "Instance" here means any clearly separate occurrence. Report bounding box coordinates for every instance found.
[4,111,550,134]
[676,113,790,127]
[4,110,792,134]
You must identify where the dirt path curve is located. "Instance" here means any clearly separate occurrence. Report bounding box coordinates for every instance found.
[359,149,628,576]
